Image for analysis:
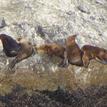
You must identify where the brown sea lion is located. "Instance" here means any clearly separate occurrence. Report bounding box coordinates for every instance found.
[81,45,107,67]
[35,43,66,66]
[64,35,83,67]
[8,37,34,70]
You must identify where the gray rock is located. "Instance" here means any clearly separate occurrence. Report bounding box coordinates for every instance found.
[0,18,6,28]
[96,0,107,5]
[77,5,90,14]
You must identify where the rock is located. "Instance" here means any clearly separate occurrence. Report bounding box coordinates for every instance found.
[77,5,90,14]
[35,25,46,37]
[0,18,6,28]
[96,0,107,5]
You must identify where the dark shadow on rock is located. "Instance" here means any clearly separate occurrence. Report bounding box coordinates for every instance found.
[36,25,46,37]
[0,17,6,28]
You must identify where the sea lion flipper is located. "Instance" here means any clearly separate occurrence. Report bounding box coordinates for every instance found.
[58,51,69,68]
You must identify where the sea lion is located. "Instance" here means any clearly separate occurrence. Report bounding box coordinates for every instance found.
[64,35,83,67]
[8,37,34,70]
[0,34,34,71]
[0,34,21,57]
[81,45,107,67]
[35,43,65,66]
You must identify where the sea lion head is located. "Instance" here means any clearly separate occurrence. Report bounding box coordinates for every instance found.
[66,35,77,46]
[0,34,7,40]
